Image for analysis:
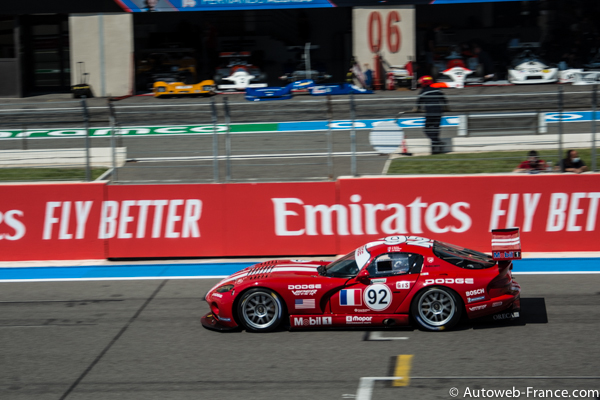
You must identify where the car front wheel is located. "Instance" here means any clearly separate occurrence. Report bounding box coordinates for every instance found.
[237,288,284,333]
[411,287,462,331]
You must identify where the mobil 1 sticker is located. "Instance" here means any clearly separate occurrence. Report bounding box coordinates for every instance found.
[364,283,392,311]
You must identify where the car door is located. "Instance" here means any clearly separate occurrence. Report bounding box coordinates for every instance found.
[329,252,423,315]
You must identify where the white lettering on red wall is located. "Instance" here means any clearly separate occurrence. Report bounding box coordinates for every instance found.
[0,210,26,240]
[98,199,201,239]
[272,195,472,237]
[489,192,600,233]
[42,199,202,240]
[43,201,93,240]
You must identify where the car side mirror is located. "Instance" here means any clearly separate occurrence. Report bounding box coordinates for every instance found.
[356,268,370,283]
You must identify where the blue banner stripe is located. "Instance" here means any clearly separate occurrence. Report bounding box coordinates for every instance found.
[0,263,253,281]
[513,258,600,273]
[0,258,599,281]
[278,117,457,132]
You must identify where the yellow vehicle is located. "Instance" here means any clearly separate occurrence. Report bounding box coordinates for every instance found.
[153,80,216,98]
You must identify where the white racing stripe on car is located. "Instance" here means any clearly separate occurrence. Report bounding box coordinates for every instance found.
[215,266,320,286]
[217,272,250,285]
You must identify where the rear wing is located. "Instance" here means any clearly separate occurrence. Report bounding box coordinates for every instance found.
[491,228,521,260]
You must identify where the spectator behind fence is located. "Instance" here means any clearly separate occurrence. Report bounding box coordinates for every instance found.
[410,76,448,154]
[513,150,548,173]
[561,150,588,173]
[363,63,373,90]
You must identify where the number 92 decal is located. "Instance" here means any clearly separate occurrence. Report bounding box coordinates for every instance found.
[363,283,392,311]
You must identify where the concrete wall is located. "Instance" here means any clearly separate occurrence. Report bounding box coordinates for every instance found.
[69,13,133,98]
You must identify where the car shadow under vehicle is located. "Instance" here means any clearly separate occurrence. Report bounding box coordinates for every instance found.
[469,297,548,330]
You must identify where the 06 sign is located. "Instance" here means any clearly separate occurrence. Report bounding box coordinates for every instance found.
[368,11,401,54]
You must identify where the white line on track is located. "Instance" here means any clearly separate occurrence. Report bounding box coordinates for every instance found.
[127,151,379,163]
[381,157,393,175]
[365,331,408,341]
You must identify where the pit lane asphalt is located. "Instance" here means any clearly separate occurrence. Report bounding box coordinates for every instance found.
[1,274,599,400]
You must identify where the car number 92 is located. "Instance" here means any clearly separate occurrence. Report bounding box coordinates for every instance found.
[363,283,392,311]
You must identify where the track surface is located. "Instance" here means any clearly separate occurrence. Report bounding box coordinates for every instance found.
[1,274,599,400]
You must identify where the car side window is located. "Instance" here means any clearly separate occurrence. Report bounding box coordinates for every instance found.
[367,253,424,277]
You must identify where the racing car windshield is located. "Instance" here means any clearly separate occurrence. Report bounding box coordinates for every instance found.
[323,251,360,278]
[433,241,495,269]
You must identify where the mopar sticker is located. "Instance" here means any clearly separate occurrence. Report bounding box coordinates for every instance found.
[346,315,373,325]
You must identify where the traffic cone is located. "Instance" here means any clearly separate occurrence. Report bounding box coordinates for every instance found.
[400,138,412,156]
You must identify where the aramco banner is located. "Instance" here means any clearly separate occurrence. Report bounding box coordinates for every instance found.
[0,173,596,261]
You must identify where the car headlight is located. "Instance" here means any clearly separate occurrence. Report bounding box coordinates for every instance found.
[215,284,234,293]
[156,87,166,92]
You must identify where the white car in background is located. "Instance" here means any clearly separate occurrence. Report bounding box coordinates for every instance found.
[508,50,558,84]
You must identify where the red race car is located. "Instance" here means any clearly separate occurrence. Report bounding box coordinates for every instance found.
[202,229,521,332]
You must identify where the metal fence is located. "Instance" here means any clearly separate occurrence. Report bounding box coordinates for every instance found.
[0,86,598,183]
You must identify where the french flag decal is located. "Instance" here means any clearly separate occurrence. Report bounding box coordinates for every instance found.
[340,289,362,306]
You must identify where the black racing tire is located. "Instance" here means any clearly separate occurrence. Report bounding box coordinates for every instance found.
[410,286,462,332]
[237,288,284,333]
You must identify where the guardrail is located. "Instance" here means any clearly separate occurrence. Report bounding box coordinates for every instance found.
[0,86,598,183]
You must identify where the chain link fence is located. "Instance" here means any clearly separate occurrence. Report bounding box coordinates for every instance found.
[0,86,598,183]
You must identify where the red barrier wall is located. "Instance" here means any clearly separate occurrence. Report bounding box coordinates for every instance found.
[1,175,599,261]
[336,175,600,253]
[0,183,106,261]
[104,182,337,258]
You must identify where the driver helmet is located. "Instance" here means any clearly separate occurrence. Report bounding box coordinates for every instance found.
[419,76,433,86]
[392,256,410,274]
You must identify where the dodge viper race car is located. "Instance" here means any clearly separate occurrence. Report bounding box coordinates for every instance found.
[202,229,522,332]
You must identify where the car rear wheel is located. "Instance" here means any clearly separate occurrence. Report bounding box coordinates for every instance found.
[411,287,462,331]
[238,288,283,333]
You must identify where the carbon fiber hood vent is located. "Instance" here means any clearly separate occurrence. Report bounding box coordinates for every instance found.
[246,260,277,280]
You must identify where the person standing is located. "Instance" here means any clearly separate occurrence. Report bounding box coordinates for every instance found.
[411,76,448,154]
[363,63,373,90]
